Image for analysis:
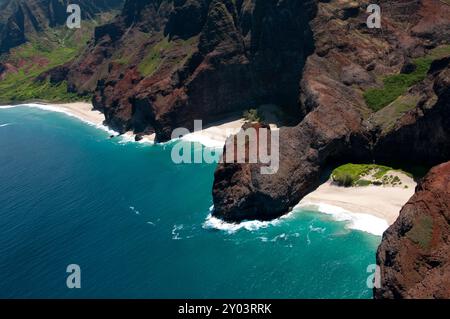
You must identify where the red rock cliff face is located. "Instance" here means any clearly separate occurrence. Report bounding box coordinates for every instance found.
[67,0,317,141]
[212,0,450,222]
[375,162,450,299]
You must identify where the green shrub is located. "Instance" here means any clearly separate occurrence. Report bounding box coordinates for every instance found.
[331,163,410,187]
[355,179,372,187]
[333,173,354,187]
[243,108,264,123]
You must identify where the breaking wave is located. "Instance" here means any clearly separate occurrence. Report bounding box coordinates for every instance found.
[295,202,388,236]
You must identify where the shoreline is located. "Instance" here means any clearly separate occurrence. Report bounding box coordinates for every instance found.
[0,101,256,148]
[295,177,416,236]
[1,102,415,236]
[205,176,416,237]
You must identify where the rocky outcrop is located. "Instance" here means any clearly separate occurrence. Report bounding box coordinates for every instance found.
[0,0,124,53]
[67,0,317,140]
[375,161,450,299]
[212,0,450,221]
[373,59,450,167]
[0,62,18,80]
[213,51,372,221]
[35,63,71,85]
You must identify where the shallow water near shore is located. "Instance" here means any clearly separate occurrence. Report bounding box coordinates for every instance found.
[0,105,380,298]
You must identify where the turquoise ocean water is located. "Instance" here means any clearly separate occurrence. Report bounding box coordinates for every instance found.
[0,105,380,298]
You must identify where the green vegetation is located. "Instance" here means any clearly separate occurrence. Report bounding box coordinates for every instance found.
[364,45,450,111]
[243,108,265,123]
[331,163,411,187]
[406,215,434,249]
[371,94,421,133]
[364,59,431,111]
[138,37,173,76]
[113,55,132,66]
[138,35,198,77]
[0,76,80,102]
[0,25,94,103]
[354,179,372,187]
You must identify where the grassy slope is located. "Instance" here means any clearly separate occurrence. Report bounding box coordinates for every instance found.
[364,45,450,112]
[0,21,99,104]
[138,37,173,76]
[137,35,198,77]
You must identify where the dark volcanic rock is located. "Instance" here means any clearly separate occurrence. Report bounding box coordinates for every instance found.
[401,58,417,74]
[69,0,317,140]
[373,64,450,167]
[0,62,17,80]
[35,63,70,85]
[375,162,450,299]
[340,63,373,86]
[213,52,371,221]
[212,0,450,221]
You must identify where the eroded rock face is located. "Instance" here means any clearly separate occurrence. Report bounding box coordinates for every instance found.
[375,162,450,299]
[373,62,450,167]
[211,0,450,221]
[68,0,317,140]
[213,52,371,221]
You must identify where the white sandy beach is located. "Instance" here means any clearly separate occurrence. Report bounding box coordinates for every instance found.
[296,173,417,235]
[181,105,281,148]
[0,102,103,124]
[48,102,105,126]
[181,118,279,148]
[0,102,275,146]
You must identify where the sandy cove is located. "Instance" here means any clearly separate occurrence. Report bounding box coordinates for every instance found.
[296,173,417,235]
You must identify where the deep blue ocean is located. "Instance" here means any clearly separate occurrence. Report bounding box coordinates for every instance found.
[0,105,380,298]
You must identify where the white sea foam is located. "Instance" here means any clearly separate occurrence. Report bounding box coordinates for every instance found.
[117,133,155,146]
[0,104,230,149]
[203,213,281,233]
[129,206,141,215]
[202,205,293,233]
[172,224,184,240]
[181,134,225,149]
[308,225,326,234]
[295,202,388,236]
[0,103,119,136]
[0,123,12,127]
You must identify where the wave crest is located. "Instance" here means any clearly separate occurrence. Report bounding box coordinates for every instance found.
[295,202,388,236]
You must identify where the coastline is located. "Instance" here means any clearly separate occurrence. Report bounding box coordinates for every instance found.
[0,101,253,148]
[1,101,415,236]
[0,101,114,132]
[295,177,416,236]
